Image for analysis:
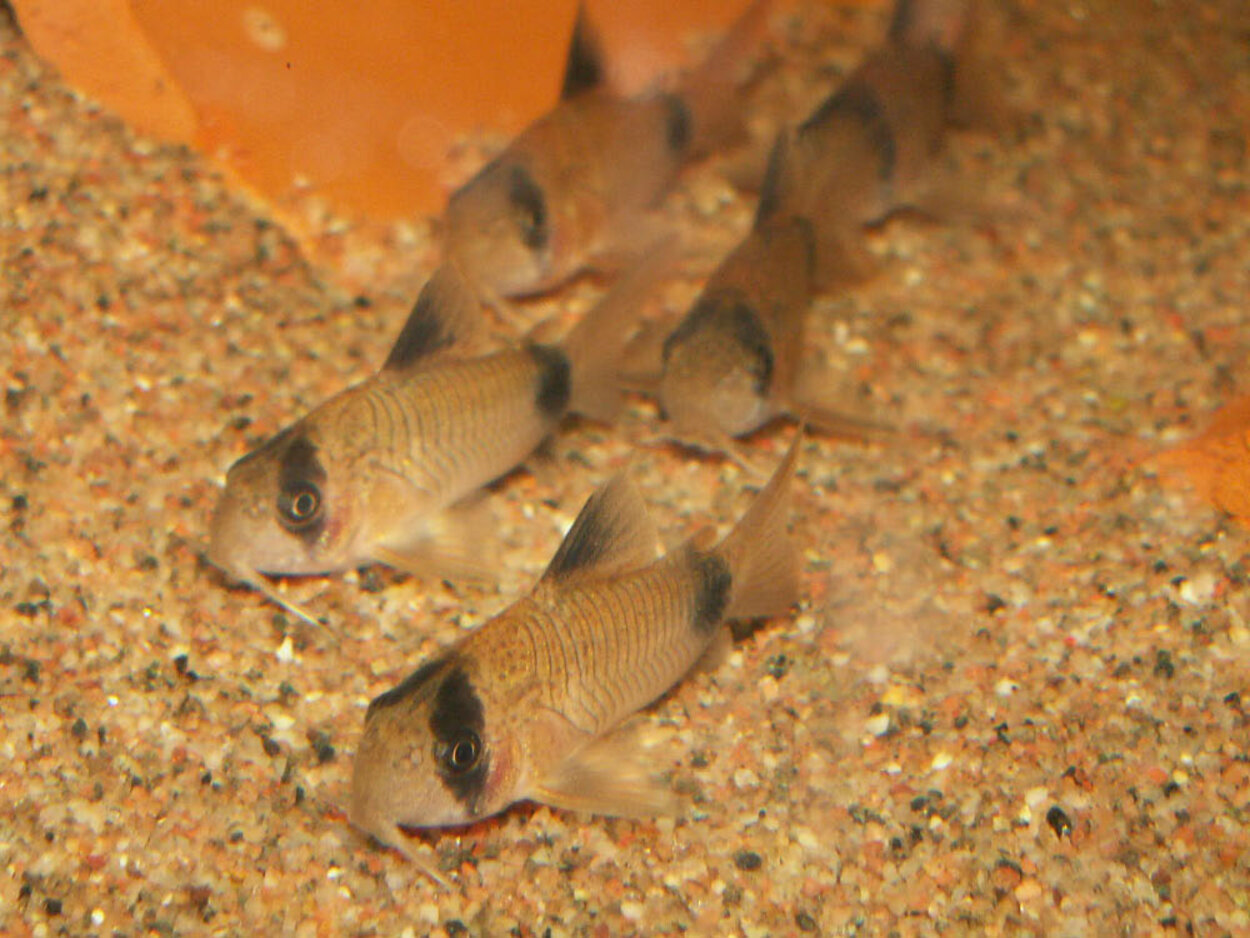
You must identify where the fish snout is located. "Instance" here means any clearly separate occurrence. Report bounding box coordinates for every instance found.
[206,490,260,584]
[348,774,393,849]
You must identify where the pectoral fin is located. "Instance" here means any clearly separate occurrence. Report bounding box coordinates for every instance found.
[374,498,498,584]
[619,313,683,395]
[789,365,895,442]
[789,397,895,442]
[531,726,676,820]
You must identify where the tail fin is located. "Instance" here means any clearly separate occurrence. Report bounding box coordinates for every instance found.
[563,238,676,422]
[679,0,773,157]
[754,126,876,290]
[715,430,802,620]
[888,0,973,53]
[889,0,1008,132]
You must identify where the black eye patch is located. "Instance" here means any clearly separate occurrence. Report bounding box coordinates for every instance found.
[430,666,490,812]
[508,164,549,251]
[276,434,327,542]
[663,290,775,396]
[662,93,692,154]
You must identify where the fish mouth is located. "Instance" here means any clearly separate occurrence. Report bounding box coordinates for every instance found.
[206,493,253,582]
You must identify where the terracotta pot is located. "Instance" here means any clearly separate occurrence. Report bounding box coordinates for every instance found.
[13,0,754,221]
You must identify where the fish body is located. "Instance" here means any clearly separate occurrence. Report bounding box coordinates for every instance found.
[209,255,664,614]
[210,345,569,579]
[444,1,769,297]
[444,92,691,298]
[654,0,978,446]
[351,434,801,840]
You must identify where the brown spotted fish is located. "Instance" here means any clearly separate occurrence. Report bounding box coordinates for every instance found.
[443,0,769,298]
[350,433,800,847]
[654,0,984,451]
[208,255,666,625]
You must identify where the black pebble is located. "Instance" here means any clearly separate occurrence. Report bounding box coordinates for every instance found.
[795,911,818,932]
[765,654,791,679]
[734,849,763,872]
[310,731,336,765]
[44,898,62,916]
[1154,649,1175,679]
[1046,805,1073,839]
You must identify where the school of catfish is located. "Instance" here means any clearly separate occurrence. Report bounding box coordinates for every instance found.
[206,0,1001,874]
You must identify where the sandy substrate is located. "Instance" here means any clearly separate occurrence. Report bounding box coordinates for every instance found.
[2,1,1248,935]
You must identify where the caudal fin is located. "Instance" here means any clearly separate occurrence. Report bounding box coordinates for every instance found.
[679,0,774,157]
[888,0,973,53]
[715,430,802,620]
[890,0,1010,132]
[563,238,677,422]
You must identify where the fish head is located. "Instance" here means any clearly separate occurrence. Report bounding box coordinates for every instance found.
[445,154,565,297]
[659,290,775,440]
[351,655,520,839]
[208,422,369,581]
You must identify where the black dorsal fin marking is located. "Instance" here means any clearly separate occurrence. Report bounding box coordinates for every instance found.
[541,474,658,584]
[753,132,790,229]
[383,263,480,372]
[560,3,606,100]
[888,0,917,42]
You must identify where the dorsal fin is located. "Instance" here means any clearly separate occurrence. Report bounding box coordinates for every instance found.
[541,474,658,584]
[382,262,481,372]
[753,131,790,229]
[560,3,606,100]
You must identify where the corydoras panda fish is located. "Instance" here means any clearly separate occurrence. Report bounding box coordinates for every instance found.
[209,254,666,625]
[443,0,770,297]
[350,433,801,858]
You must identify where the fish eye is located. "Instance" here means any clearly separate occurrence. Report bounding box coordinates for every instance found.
[508,165,548,251]
[278,482,321,528]
[441,730,481,775]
